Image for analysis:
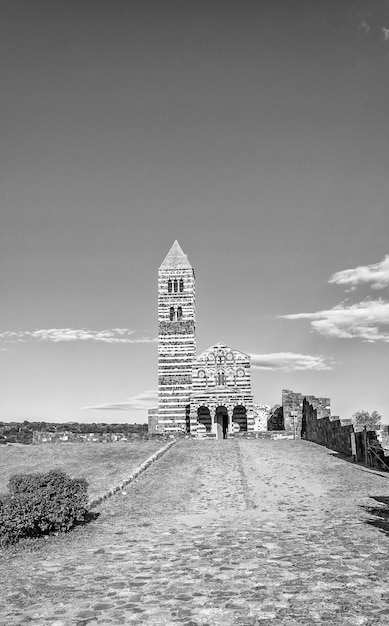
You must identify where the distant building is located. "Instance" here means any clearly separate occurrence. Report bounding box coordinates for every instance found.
[253,404,271,432]
[149,241,262,439]
[147,408,160,435]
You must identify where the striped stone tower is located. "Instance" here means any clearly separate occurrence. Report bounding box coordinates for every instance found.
[157,241,196,433]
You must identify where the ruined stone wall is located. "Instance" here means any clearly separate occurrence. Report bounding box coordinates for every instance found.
[282,390,303,433]
[148,409,159,434]
[282,390,331,437]
[302,399,354,455]
[302,399,389,469]
[267,406,284,431]
[379,425,389,452]
[33,431,131,444]
[33,430,172,444]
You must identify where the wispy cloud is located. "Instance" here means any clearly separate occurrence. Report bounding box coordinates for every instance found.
[80,390,158,411]
[329,255,389,291]
[249,352,332,371]
[0,328,157,344]
[282,299,389,342]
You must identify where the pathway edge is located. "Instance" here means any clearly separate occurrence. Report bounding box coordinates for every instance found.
[88,439,177,509]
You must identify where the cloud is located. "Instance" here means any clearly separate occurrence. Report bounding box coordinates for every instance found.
[249,352,332,372]
[80,390,158,411]
[281,299,389,342]
[0,328,157,344]
[329,255,389,290]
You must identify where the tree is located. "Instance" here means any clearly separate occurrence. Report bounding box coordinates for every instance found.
[351,410,382,430]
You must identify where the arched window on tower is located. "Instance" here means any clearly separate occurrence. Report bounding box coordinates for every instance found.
[174,279,178,293]
[170,307,175,321]
[179,278,184,292]
[168,279,172,293]
[177,306,183,320]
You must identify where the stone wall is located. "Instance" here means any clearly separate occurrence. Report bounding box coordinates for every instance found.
[267,406,284,431]
[302,399,388,469]
[32,431,171,444]
[379,425,389,451]
[148,409,159,434]
[282,389,331,436]
[302,398,354,455]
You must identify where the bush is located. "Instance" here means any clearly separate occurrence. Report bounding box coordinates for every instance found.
[0,469,89,546]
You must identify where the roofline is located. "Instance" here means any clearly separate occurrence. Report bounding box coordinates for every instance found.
[196,343,251,359]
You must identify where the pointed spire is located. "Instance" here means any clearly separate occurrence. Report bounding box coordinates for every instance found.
[159,240,192,269]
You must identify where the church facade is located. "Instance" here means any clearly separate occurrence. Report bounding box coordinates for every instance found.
[149,241,263,438]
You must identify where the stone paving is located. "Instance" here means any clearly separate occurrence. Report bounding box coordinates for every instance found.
[2,438,389,625]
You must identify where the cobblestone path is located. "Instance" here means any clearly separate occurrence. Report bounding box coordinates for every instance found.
[2,438,389,625]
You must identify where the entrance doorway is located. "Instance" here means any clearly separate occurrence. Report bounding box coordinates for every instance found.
[215,406,229,439]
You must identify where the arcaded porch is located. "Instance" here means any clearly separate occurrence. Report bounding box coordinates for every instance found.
[194,403,251,439]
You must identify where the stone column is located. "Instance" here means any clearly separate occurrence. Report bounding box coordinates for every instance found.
[247,406,255,433]
[227,407,234,436]
[190,405,198,435]
[210,406,219,438]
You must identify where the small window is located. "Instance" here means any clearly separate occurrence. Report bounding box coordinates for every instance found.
[170,307,175,321]
[179,279,184,292]
[174,279,178,293]
[217,371,226,385]
[168,279,172,293]
[177,306,183,320]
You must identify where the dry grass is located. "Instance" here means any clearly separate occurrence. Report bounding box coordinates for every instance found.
[0,441,166,502]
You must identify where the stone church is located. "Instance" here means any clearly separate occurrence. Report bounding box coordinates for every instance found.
[148,241,266,438]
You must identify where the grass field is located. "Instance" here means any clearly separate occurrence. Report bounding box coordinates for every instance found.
[0,441,166,503]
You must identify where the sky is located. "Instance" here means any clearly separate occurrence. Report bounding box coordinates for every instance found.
[1,0,389,425]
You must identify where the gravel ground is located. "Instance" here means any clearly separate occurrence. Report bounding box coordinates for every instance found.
[2,438,389,625]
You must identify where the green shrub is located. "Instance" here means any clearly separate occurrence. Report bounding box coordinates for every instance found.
[0,469,89,546]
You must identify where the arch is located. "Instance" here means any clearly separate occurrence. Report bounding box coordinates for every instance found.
[232,405,247,432]
[197,406,211,432]
[217,350,225,364]
[168,279,172,293]
[177,306,183,320]
[173,279,178,293]
[207,369,215,385]
[215,405,229,439]
[179,278,184,292]
[169,306,175,321]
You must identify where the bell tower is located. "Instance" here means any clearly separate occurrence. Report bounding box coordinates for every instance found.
[157,241,196,433]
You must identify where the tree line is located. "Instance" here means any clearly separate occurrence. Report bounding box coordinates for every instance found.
[0,421,148,444]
